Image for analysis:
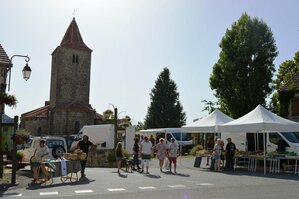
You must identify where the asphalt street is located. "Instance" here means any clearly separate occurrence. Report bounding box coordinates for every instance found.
[1,157,299,199]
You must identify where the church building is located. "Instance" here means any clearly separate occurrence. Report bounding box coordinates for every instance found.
[20,18,103,136]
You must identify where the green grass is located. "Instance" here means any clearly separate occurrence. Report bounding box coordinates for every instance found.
[0,169,10,184]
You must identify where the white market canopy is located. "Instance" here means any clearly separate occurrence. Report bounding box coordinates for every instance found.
[218,104,299,133]
[181,109,234,132]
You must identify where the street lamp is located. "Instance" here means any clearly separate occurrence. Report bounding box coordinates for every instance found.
[5,54,31,184]
[8,55,32,90]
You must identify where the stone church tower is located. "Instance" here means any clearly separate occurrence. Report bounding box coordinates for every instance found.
[48,18,96,135]
[20,18,100,136]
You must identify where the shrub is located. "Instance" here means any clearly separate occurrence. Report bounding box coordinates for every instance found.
[16,151,23,162]
[107,148,130,162]
[189,145,204,155]
[107,150,116,162]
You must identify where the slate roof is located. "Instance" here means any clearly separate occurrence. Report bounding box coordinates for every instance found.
[55,103,95,112]
[21,105,49,119]
[279,71,299,92]
[0,44,10,66]
[60,18,92,52]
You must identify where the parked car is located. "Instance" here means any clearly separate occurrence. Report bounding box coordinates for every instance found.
[18,136,67,167]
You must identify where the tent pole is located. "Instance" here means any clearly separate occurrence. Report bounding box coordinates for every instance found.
[264,132,266,175]
[180,131,182,166]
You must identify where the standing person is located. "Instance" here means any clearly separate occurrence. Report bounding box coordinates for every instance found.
[33,140,50,182]
[139,136,153,174]
[206,136,214,166]
[168,137,179,173]
[220,139,225,168]
[213,139,222,172]
[156,138,168,172]
[149,135,155,146]
[225,138,236,170]
[77,135,95,177]
[115,142,123,174]
[132,137,141,171]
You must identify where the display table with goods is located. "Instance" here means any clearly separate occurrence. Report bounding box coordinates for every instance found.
[30,150,85,184]
[233,151,299,174]
[194,150,213,168]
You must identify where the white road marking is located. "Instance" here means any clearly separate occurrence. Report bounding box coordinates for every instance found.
[40,191,59,196]
[75,189,94,194]
[2,193,22,197]
[196,183,213,186]
[138,186,156,190]
[168,185,186,188]
[107,188,126,192]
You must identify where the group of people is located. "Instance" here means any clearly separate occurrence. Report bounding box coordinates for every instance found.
[211,137,237,171]
[130,135,179,174]
[32,134,180,181]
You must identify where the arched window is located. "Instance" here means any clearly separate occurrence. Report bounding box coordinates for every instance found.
[74,121,80,134]
[72,54,76,63]
[76,55,79,63]
[37,127,42,136]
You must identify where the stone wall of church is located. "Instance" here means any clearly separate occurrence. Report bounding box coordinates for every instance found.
[50,47,91,108]
[21,118,49,136]
[49,110,96,136]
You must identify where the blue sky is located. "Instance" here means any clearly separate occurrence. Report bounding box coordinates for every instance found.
[1,0,299,125]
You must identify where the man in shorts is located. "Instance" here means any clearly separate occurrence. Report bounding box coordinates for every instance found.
[168,138,179,173]
[139,136,153,174]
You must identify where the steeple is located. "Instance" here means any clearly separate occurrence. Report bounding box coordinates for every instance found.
[60,18,92,52]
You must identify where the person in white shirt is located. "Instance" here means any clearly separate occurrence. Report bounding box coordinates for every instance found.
[139,136,153,174]
[168,138,179,173]
[33,140,50,182]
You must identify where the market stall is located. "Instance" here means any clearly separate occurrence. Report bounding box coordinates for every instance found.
[181,109,234,168]
[218,104,299,175]
[31,150,85,184]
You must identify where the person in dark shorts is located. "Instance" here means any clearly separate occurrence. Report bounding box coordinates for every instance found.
[132,137,141,170]
[225,138,236,170]
[77,135,95,177]
[115,142,123,174]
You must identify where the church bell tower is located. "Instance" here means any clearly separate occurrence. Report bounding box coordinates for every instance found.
[49,18,96,135]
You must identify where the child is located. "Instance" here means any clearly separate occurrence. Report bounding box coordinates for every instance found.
[115,142,123,174]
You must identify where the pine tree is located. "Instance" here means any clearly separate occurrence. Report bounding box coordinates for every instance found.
[144,68,186,128]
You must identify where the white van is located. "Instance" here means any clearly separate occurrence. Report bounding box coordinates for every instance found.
[139,128,194,153]
[71,124,115,150]
[221,132,299,154]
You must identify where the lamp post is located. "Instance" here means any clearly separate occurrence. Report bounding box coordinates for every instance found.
[109,104,118,149]
[109,104,129,149]
[0,54,31,182]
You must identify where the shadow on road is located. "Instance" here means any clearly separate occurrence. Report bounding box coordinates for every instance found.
[25,176,95,190]
[163,171,190,177]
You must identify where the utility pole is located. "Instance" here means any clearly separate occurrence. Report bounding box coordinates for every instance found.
[11,116,18,185]
[114,108,118,148]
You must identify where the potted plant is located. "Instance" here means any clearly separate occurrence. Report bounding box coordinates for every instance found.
[0,93,17,107]
[14,129,30,145]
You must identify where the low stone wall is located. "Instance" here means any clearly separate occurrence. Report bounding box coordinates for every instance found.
[86,147,115,168]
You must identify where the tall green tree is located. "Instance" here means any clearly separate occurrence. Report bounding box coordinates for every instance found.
[144,68,186,128]
[209,13,278,118]
[270,51,299,115]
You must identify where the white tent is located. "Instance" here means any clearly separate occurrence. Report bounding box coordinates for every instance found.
[181,109,234,132]
[218,104,299,174]
[218,105,299,133]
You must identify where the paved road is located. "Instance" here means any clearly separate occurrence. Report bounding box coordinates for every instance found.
[2,157,299,199]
